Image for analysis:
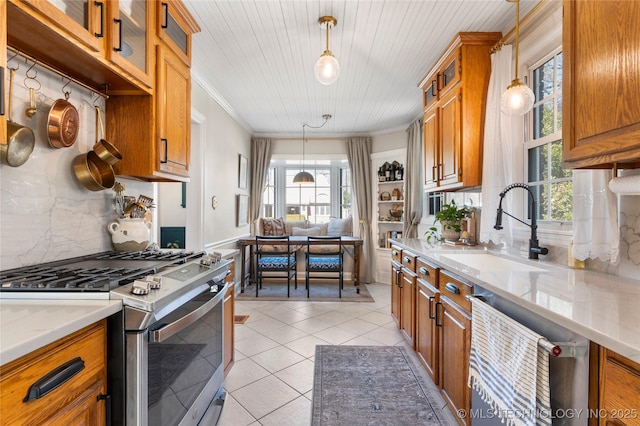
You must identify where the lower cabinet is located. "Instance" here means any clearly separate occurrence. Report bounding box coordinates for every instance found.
[416,278,440,384]
[0,320,108,425]
[439,295,472,426]
[599,347,640,426]
[400,268,417,348]
[391,259,402,325]
[224,260,235,376]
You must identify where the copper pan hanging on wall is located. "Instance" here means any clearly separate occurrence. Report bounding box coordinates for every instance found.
[3,68,36,167]
[47,80,79,148]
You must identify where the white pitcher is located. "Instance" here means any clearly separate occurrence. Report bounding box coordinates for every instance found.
[108,218,151,252]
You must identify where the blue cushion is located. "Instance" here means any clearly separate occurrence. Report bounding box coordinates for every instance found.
[308,257,341,270]
[258,256,294,269]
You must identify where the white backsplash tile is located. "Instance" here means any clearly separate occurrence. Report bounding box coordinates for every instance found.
[1,60,154,269]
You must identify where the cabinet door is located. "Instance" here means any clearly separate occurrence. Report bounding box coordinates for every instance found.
[423,107,438,189]
[108,0,153,87]
[563,1,640,168]
[44,380,106,426]
[439,49,461,98]
[157,0,196,66]
[157,46,191,178]
[400,269,416,348]
[391,260,402,325]
[438,86,461,187]
[423,78,438,111]
[439,298,471,426]
[417,279,439,384]
[21,0,106,53]
[599,348,640,426]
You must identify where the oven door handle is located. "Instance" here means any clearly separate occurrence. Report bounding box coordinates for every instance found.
[150,285,225,343]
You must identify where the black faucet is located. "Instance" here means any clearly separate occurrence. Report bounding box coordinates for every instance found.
[494,183,549,260]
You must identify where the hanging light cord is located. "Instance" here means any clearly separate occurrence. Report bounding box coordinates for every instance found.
[514,0,521,80]
[301,114,331,170]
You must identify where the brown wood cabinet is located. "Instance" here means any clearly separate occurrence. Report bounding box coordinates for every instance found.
[416,258,440,385]
[420,32,501,191]
[7,0,153,93]
[563,1,640,169]
[391,258,402,326]
[438,269,472,426]
[400,268,416,348]
[0,320,108,425]
[224,260,235,376]
[107,0,199,182]
[599,347,640,426]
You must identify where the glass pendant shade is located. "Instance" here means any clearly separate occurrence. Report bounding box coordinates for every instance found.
[314,51,340,85]
[293,171,314,184]
[501,78,535,116]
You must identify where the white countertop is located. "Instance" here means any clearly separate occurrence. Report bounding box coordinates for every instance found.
[0,299,122,366]
[390,238,640,363]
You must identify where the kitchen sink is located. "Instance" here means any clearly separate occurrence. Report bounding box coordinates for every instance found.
[439,253,547,272]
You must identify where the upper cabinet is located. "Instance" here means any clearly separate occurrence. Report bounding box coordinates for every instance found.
[107,0,200,182]
[7,0,153,92]
[563,1,640,169]
[420,33,501,191]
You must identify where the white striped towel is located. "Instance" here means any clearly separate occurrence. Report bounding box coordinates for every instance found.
[468,298,551,426]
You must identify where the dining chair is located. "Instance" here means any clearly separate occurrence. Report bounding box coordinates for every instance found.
[255,235,297,297]
[305,236,344,298]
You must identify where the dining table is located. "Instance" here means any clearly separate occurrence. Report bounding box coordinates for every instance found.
[236,235,364,294]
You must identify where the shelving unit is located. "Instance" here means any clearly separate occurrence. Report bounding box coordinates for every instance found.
[371,149,406,284]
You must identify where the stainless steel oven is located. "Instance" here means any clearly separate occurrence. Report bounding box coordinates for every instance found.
[111,258,231,426]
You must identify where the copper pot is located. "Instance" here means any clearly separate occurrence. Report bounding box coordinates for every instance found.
[3,68,35,167]
[72,151,115,191]
[47,89,79,148]
[92,107,122,165]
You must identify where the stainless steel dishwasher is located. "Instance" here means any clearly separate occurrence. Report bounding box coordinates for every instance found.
[470,285,590,426]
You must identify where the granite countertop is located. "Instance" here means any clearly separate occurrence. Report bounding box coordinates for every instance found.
[390,238,640,363]
[0,299,122,366]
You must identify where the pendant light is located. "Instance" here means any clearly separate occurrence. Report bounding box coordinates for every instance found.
[500,0,535,116]
[293,115,331,184]
[314,16,339,85]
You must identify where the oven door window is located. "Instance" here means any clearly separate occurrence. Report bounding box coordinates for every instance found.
[147,289,223,425]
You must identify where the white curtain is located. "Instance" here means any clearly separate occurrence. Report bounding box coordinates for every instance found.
[479,45,519,245]
[346,137,373,284]
[572,170,619,263]
[403,118,423,238]
[249,138,272,236]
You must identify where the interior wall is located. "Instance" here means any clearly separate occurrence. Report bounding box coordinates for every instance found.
[191,79,252,249]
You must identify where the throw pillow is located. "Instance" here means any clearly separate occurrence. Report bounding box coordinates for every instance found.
[261,218,285,236]
[291,226,322,236]
[284,220,309,235]
[327,216,352,236]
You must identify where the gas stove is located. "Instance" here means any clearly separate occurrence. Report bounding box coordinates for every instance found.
[0,249,207,299]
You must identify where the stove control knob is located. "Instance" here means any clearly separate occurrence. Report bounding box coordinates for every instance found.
[132,280,150,295]
[146,275,162,289]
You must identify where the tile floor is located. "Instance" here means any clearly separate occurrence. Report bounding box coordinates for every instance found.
[217,282,457,426]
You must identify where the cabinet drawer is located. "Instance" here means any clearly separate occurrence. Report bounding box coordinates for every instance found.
[0,321,106,425]
[439,270,472,312]
[402,251,417,272]
[391,245,402,263]
[417,258,439,286]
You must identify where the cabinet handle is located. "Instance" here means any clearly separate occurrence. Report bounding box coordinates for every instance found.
[436,73,442,92]
[98,394,112,426]
[430,80,436,97]
[392,250,398,256]
[435,302,442,327]
[403,256,411,264]
[437,164,442,180]
[0,67,4,116]
[419,267,428,276]
[23,357,85,402]
[113,18,122,52]
[161,3,169,29]
[428,296,435,319]
[94,1,104,38]
[445,282,460,294]
[161,138,168,163]
[431,166,436,182]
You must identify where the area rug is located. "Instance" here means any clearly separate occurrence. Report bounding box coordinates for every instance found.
[236,281,374,302]
[312,345,446,425]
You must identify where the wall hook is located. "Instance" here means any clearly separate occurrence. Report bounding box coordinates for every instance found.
[25,59,38,80]
[62,78,73,99]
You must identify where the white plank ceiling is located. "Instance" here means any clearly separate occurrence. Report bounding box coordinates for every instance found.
[185,0,541,137]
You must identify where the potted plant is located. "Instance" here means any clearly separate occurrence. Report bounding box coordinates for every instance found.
[425,199,470,243]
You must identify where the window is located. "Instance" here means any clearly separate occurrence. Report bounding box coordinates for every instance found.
[262,160,351,222]
[525,49,572,223]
